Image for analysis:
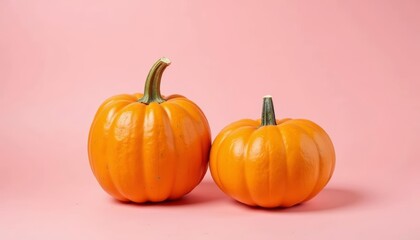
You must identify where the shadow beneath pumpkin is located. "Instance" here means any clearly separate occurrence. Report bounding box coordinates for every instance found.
[232,187,366,212]
[110,180,226,207]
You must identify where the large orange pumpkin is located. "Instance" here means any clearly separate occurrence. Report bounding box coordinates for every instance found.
[88,58,211,203]
[209,96,335,208]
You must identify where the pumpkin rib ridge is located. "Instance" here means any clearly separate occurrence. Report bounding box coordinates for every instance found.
[171,101,201,193]
[243,127,265,206]
[214,120,257,151]
[210,121,257,195]
[88,99,135,168]
[317,124,336,193]
[214,130,232,196]
[278,127,290,207]
[141,103,162,201]
[292,120,335,201]
[288,122,323,202]
[156,105,162,201]
[170,100,210,183]
[274,126,287,207]
[239,136,253,205]
[118,102,146,202]
[105,103,139,201]
[160,103,181,200]
[216,125,255,197]
[162,101,204,198]
[155,103,174,201]
[90,100,134,201]
[185,101,211,183]
[231,127,255,205]
[140,106,149,201]
[124,103,148,202]
[129,103,148,202]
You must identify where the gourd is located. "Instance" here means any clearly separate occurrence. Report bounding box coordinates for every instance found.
[209,96,335,208]
[88,58,211,203]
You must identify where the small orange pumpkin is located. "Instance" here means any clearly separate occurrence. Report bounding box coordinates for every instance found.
[88,58,211,203]
[209,96,335,208]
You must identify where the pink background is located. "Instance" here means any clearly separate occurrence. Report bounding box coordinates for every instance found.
[1,0,420,239]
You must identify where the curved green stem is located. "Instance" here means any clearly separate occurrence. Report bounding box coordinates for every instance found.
[261,95,277,126]
[138,57,171,104]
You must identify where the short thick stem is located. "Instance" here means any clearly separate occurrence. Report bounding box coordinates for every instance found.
[261,95,277,126]
[138,57,171,104]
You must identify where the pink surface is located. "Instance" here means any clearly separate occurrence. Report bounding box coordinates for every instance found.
[1,0,420,239]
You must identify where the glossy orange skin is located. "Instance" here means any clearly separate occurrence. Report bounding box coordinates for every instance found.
[210,118,335,208]
[88,93,211,202]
